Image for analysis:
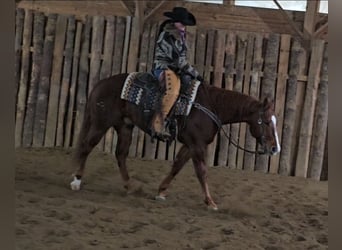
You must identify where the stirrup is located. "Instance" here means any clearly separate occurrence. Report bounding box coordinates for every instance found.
[151,130,172,143]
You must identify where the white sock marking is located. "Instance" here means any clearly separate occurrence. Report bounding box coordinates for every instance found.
[271,115,281,153]
[70,176,81,191]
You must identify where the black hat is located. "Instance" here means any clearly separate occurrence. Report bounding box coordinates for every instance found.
[163,7,196,26]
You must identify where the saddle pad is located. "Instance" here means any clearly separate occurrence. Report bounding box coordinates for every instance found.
[120,72,142,105]
[174,80,201,116]
[121,72,201,116]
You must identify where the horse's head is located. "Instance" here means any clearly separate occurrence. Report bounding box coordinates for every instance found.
[248,98,281,155]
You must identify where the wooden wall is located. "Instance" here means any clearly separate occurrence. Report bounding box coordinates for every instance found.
[14,8,328,180]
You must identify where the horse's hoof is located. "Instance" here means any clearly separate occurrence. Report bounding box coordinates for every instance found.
[155,195,166,201]
[70,177,81,191]
[125,180,143,194]
[207,206,219,211]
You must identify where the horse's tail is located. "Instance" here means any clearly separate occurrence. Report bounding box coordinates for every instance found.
[73,102,92,163]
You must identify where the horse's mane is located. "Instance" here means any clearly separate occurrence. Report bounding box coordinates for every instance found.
[200,84,261,114]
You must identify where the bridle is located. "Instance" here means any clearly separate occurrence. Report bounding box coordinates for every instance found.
[193,102,268,155]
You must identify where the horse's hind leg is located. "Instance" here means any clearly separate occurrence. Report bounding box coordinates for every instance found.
[114,124,134,192]
[155,145,191,200]
[70,124,106,190]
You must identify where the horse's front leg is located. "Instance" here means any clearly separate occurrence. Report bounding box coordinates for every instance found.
[155,145,191,200]
[192,152,218,211]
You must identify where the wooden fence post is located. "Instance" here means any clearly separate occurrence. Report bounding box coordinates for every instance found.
[295,39,325,178]
[195,28,206,77]
[127,14,141,157]
[73,16,92,147]
[101,16,116,153]
[64,21,82,147]
[227,33,247,169]
[307,43,328,180]
[22,12,44,147]
[89,16,105,95]
[204,30,215,83]
[15,8,25,110]
[207,30,226,166]
[279,40,302,176]
[15,9,32,147]
[243,33,263,171]
[255,33,280,173]
[45,15,68,147]
[89,16,105,151]
[56,16,76,147]
[218,32,236,166]
[110,16,127,154]
[32,14,57,147]
[142,22,158,160]
[237,33,254,170]
[269,34,291,173]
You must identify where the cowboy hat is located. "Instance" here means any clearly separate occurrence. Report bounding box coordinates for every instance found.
[163,7,196,26]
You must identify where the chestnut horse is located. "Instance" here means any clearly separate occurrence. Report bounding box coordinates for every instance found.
[70,73,281,210]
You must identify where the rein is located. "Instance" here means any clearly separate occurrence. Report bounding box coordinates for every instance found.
[192,102,266,155]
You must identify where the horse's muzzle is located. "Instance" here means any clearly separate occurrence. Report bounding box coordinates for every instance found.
[270,145,281,155]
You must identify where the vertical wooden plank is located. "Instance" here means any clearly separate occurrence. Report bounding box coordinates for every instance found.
[32,14,57,147]
[217,32,236,167]
[308,43,328,180]
[56,16,76,147]
[144,136,157,160]
[22,12,45,147]
[186,25,196,65]
[112,17,126,75]
[101,16,116,153]
[213,29,226,88]
[73,16,92,147]
[204,30,215,83]
[88,16,105,95]
[237,33,254,170]
[90,16,105,151]
[195,28,206,77]
[290,50,308,175]
[15,8,25,110]
[207,30,226,166]
[127,14,141,157]
[269,34,291,174]
[243,34,263,171]
[121,16,131,73]
[304,0,320,36]
[227,33,247,169]
[278,40,302,176]
[295,39,325,178]
[15,9,33,147]
[320,132,328,181]
[64,21,82,147]
[224,32,236,91]
[110,17,126,154]
[143,22,158,159]
[255,33,280,173]
[146,22,158,72]
[100,17,115,79]
[132,22,150,158]
[45,15,68,147]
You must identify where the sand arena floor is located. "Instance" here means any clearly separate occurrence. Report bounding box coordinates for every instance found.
[16,147,328,250]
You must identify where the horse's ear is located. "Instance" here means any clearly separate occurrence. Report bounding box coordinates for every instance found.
[263,97,274,110]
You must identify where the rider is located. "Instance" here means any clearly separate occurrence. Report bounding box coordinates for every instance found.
[151,7,203,140]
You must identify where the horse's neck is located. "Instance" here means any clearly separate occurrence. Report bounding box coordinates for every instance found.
[205,86,259,124]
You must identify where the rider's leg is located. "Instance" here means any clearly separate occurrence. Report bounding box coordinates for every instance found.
[151,70,180,138]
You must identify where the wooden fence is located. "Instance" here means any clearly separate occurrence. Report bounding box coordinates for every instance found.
[14,9,328,180]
